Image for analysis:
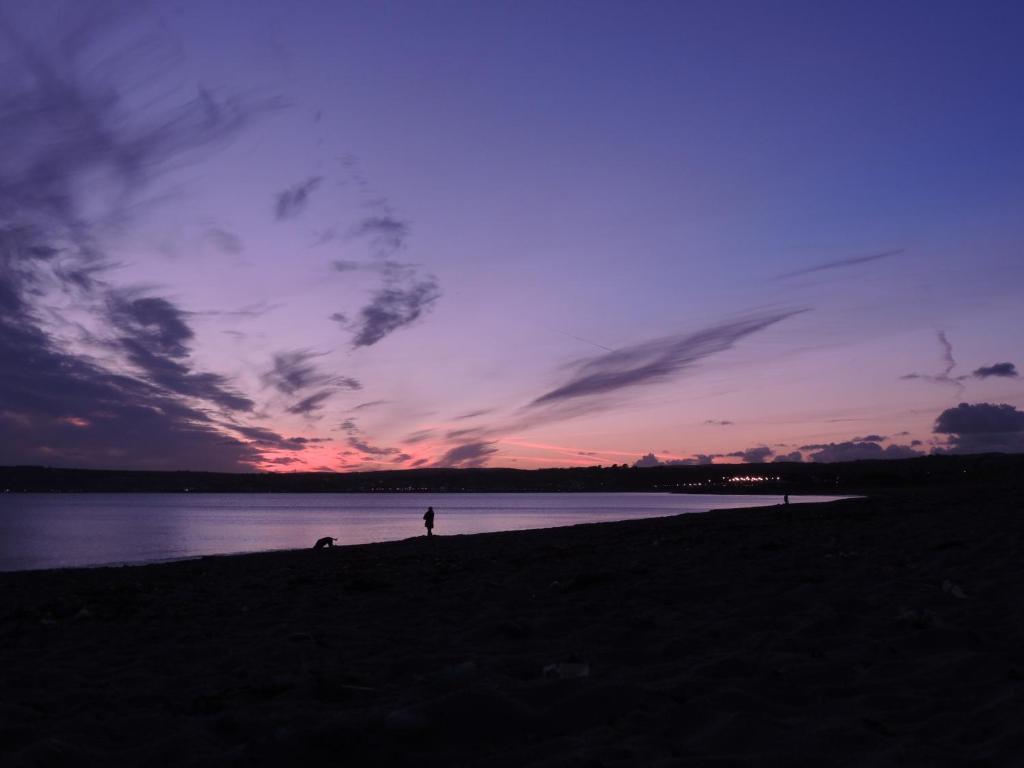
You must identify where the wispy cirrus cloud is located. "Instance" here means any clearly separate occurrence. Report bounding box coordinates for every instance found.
[108,293,255,413]
[230,425,307,451]
[351,214,409,258]
[531,310,807,407]
[274,177,322,220]
[286,389,335,416]
[262,349,360,395]
[900,331,966,392]
[326,161,441,347]
[776,249,904,280]
[433,441,497,468]
[454,408,494,421]
[348,436,400,456]
[204,227,242,254]
[351,399,389,411]
[402,310,806,470]
[340,276,441,348]
[0,8,284,470]
[262,349,361,417]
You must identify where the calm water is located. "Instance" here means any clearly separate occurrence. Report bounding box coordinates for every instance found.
[0,492,845,572]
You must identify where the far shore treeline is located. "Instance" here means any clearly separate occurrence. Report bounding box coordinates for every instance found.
[1,454,1021,494]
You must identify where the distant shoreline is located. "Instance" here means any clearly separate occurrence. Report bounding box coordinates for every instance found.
[1,453,1019,494]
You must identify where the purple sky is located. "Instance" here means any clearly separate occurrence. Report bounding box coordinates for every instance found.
[1,0,1023,472]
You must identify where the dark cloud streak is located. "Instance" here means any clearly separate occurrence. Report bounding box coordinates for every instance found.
[345,276,441,348]
[0,10,273,469]
[531,310,806,407]
[973,362,1018,379]
[274,177,322,220]
[776,249,903,280]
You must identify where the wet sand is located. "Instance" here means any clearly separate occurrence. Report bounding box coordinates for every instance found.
[3,487,1024,766]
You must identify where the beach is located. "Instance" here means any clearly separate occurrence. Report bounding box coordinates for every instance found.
[3,487,1024,767]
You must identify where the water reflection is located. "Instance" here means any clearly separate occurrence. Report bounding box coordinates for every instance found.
[0,492,848,571]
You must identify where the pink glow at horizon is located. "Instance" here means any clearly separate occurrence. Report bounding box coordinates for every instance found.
[1,1,1023,472]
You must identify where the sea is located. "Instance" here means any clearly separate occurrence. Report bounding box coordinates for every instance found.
[0,492,846,572]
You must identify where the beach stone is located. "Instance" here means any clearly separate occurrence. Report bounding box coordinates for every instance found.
[942,580,967,599]
[384,707,428,737]
[10,737,92,767]
[551,682,647,731]
[424,686,538,743]
[543,661,590,680]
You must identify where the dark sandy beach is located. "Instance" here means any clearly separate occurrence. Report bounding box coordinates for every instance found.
[3,487,1024,767]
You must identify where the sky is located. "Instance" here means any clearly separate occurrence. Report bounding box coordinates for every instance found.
[1,0,1023,472]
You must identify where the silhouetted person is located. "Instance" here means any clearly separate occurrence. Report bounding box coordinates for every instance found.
[423,506,435,537]
[784,494,790,505]
[313,536,337,549]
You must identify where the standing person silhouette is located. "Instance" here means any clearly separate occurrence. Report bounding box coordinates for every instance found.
[423,506,435,537]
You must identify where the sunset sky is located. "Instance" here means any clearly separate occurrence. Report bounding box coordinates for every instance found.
[2,0,1022,472]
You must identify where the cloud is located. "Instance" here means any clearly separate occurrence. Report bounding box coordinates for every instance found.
[454,409,494,421]
[933,402,1024,454]
[434,441,498,468]
[348,436,400,456]
[274,177,322,220]
[773,451,803,463]
[333,260,367,273]
[634,452,662,468]
[262,350,360,416]
[633,452,716,467]
[263,350,334,395]
[230,425,306,451]
[107,290,254,412]
[329,170,439,347]
[851,434,886,443]
[0,10,276,470]
[0,318,261,471]
[532,310,806,407]
[265,456,302,465]
[807,441,922,463]
[344,276,441,348]
[107,293,193,357]
[286,389,334,416]
[351,215,409,258]
[403,429,435,444]
[351,399,389,411]
[704,419,733,426]
[776,249,904,280]
[727,446,773,463]
[688,454,717,465]
[901,331,965,391]
[333,259,412,276]
[205,227,242,254]
[973,362,1018,379]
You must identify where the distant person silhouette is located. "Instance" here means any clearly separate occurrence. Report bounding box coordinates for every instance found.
[423,506,435,537]
[313,536,337,549]
[784,494,790,505]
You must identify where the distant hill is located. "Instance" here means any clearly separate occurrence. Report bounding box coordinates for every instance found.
[1,454,1022,493]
